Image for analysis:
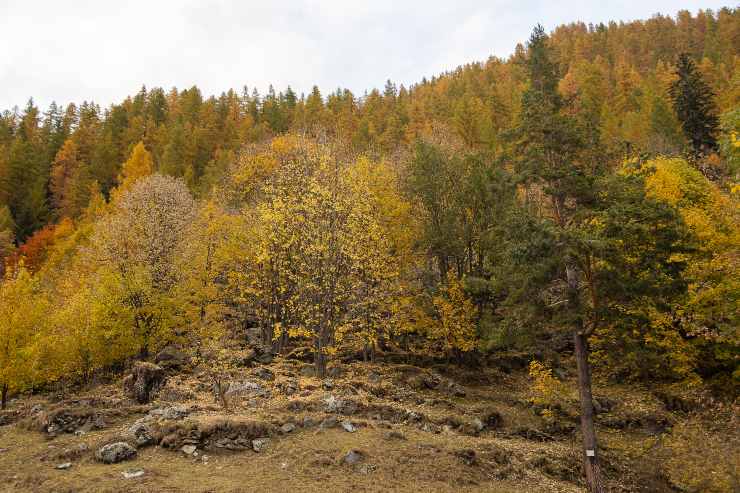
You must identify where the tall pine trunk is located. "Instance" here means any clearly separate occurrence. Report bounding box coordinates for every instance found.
[566,263,604,492]
[574,331,604,492]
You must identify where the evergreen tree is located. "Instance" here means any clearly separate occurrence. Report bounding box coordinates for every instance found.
[669,53,720,156]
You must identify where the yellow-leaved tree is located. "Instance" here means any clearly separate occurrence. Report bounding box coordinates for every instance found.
[0,267,48,408]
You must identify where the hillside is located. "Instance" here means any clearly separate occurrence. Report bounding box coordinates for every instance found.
[0,6,738,493]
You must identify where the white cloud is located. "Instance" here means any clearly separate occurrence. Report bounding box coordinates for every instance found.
[0,0,731,110]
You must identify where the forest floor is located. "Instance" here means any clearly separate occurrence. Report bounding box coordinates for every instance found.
[0,347,736,493]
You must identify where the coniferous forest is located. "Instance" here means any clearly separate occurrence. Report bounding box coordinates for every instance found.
[0,7,738,493]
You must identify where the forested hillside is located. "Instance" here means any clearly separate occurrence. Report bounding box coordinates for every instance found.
[0,7,738,493]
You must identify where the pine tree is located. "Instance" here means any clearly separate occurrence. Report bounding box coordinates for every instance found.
[669,53,720,156]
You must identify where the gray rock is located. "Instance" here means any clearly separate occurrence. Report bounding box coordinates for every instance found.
[149,405,188,420]
[341,421,356,433]
[320,416,338,429]
[252,438,270,453]
[96,442,137,464]
[181,444,197,455]
[253,367,275,381]
[302,416,317,428]
[472,418,485,433]
[122,469,145,479]
[324,395,358,415]
[225,381,262,397]
[280,423,296,434]
[128,421,154,447]
[55,462,72,470]
[155,345,188,368]
[343,449,365,465]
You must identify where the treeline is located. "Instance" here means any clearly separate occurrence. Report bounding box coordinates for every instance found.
[0,8,738,245]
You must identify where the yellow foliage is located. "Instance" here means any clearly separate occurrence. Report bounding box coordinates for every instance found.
[430,275,478,353]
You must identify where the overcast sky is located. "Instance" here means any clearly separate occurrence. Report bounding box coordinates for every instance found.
[0,1,732,111]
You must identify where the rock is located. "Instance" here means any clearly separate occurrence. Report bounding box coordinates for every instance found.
[96,442,137,464]
[324,395,358,415]
[320,416,338,429]
[181,444,197,455]
[367,371,382,384]
[225,381,262,397]
[149,405,188,420]
[155,345,189,368]
[123,362,166,404]
[128,421,154,447]
[302,416,317,428]
[253,367,275,381]
[280,423,296,434]
[55,463,72,470]
[281,379,299,396]
[252,438,270,453]
[322,379,334,390]
[343,449,365,465]
[300,366,316,377]
[341,421,356,433]
[122,469,145,479]
[472,418,485,433]
[444,381,466,398]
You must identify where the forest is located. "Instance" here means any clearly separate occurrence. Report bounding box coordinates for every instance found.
[0,7,738,493]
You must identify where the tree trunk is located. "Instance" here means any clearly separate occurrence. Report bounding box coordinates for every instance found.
[566,261,604,493]
[315,337,327,378]
[574,331,605,493]
[1,383,7,410]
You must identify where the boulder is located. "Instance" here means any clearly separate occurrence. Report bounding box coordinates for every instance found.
[252,438,270,453]
[343,449,365,465]
[154,346,189,369]
[123,362,166,404]
[96,442,137,464]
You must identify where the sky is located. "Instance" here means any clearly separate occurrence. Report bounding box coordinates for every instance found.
[0,1,733,111]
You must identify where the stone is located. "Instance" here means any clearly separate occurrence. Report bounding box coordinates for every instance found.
[253,367,275,381]
[343,449,365,465]
[341,421,356,433]
[96,442,137,464]
[252,438,270,453]
[319,416,338,429]
[128,421,154,447]
[324,395,358,415]
[367,371,382,384]
[122,361,166,404]
[282,379,299,396]
[302,416,317,428]
[224,381,262,397]
[122,469,145,479]
[55,463,72,470]
[472,418,485,433]
[155,345,189,368]
[280,423,296,434]
[149,405,188,420]
[181,444,197,455]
